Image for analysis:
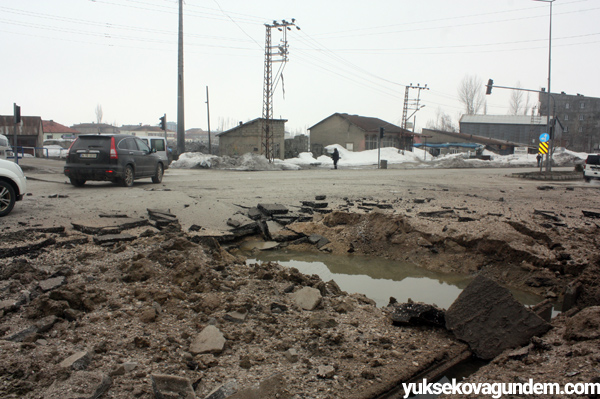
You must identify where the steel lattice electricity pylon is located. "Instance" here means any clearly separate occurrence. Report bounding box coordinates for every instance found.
[262,19,298,162]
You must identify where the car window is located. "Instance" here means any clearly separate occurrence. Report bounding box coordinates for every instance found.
[150,139,165,151]
[71,136,111,150]
[117,137,137,150]
[135,138,151,152]
[587,155,600,165]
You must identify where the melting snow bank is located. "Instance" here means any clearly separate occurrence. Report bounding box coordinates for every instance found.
[171,152,301,171]
[170,146,588,171]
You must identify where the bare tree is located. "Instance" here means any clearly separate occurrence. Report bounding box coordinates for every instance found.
[426,108,457,132]
[95,104,103,125]
[509,82,525,115]
[458,74,485,115]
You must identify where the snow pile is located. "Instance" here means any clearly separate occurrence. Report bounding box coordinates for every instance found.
[169,146,589,171]
[171,152,300,171]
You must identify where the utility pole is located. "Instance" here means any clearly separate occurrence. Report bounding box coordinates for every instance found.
[261,19,299,162]
[401,84,428,148]
[13,103,20,165]
[534,0,554,172]
[176,0,185,156]
[206,86,212,155]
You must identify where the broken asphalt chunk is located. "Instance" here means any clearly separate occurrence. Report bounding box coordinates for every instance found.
[257,203,289,216]
[93,233,135,245]
[445,275,551,360]
[387,302,446,328]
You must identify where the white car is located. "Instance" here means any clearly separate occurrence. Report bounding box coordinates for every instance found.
[584,154,600,182]
[0,159,27,216]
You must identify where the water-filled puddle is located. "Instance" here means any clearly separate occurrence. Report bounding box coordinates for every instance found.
[246,249,547,310]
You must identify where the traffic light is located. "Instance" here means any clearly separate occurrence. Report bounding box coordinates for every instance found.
[159,115,166,130]
[14,103,21,124]
[379,126,385,139]
[486,79,493,95]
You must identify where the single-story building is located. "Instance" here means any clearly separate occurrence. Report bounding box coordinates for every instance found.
[217,118,286,159]
[309,113,414,156]
[459,115,546,146]
[43,120,80,141]
[0,115,44,156]
[419,128,527,156]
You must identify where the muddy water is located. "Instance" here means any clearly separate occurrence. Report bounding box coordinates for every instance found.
[246,249,546,309]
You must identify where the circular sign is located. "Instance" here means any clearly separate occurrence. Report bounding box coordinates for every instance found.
[539,133,550,143]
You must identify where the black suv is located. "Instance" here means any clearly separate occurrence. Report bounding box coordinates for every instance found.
[64,134,164,187]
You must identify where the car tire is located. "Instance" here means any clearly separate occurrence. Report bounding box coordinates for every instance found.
[152,163,164,184]
[120,165,134,187]
[0,181,16,217]
[70,177,86,187]
[584,176,591,183]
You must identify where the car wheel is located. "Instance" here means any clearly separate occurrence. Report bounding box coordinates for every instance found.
[584,176,591,183]
[0,181,16,217]
[120,165,134,187]
[152,163,164,184]
[70,177,86,187]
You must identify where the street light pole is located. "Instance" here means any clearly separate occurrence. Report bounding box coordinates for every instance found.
[534,0,554,172]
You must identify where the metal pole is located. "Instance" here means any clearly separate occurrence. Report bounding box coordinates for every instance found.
[206,86,212,154]
[13,103,18,165]
[176,0,185,156]
[534,0,554,172]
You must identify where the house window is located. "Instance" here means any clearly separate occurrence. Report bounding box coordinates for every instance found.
[579,127,583,133]
[564,126,569,133]
[565,103,570,109]
[365,135,377,150]
[579,115,584,121]
[580,102,585,109]
[564,115,569,121]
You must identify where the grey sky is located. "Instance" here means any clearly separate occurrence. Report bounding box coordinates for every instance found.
[3,0,598,134]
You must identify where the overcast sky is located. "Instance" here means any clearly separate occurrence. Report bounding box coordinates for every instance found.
[2,0,598,134]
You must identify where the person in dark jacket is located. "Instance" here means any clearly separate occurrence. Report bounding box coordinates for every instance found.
[331,148,341,169]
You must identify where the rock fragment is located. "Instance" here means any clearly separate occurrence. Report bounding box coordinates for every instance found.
[151,374,195,399]
[190,325,226,354]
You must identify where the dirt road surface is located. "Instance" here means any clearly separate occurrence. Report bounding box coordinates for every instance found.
[7,157,593,233]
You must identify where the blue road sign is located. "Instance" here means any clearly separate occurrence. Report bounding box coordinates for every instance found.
[539,133,550,143]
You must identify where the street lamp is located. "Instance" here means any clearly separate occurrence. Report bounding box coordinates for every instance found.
[534,0,554,172]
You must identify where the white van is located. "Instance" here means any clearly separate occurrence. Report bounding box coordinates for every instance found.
[138,136,170,168]
[0,134,12,159]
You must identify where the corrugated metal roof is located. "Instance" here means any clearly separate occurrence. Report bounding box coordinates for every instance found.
[460,115,545,125]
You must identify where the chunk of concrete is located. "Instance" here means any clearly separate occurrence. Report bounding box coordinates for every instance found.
[445,275,551,360]
[151,374,195,399]
[228,373,285,399]
[190,325,226,354]
[563,306,600,341]
[291,287,322,311]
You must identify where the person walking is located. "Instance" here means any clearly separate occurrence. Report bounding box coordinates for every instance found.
[332,148,341,169]
[537,153,542,167]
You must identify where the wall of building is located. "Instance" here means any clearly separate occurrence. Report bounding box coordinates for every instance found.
[539,92,600,152]
[460,122,545,146]
[309,115,365,156]
[284,135,309,159]
[219,120,285,159]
